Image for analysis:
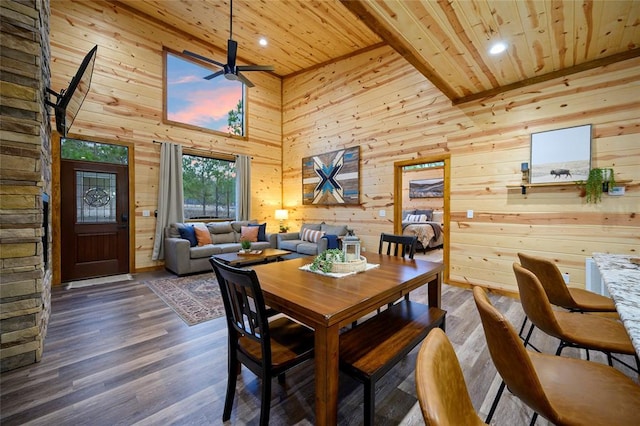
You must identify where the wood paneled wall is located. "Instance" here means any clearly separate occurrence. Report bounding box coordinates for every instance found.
[283,45,639,293]
[49,1,639,292]
[49,1,283,274]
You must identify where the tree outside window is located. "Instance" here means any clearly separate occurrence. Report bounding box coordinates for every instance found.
[183,154,236,219]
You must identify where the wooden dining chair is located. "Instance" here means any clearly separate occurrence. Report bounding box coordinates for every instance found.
[209,258,314,426]
[473,285,640,426]
[378,233,417,259]
[516,252,617,350]
[415,328,486,426]
[377,233,418,310]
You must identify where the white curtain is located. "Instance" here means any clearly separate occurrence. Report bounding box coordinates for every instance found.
[236,155,251,221]
[152,142,184,260]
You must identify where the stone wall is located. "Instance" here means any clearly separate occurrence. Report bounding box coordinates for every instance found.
[0,0,52,372]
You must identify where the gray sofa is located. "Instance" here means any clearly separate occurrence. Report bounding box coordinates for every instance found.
[164,220,276,275]
[277,222,349,255]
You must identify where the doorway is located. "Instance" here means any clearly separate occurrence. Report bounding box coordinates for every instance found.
[394,154,450,282]
[55,137,132,283]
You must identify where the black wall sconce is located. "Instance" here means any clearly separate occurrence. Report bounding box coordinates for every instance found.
[521,162,529,194]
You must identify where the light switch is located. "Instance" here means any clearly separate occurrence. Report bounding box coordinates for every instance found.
[379,210,386,217]
[467,210,474,219]
[142,210,150,217]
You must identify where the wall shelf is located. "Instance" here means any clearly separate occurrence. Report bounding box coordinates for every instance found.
[507,180,631,195]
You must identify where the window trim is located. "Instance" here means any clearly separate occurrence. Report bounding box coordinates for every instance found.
[162,47,249,140]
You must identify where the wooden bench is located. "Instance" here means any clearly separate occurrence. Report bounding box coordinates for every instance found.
[339,300,447,425]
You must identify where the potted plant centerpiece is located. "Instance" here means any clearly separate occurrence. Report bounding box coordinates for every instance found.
[581,167,616,204]
[240,237,252,253]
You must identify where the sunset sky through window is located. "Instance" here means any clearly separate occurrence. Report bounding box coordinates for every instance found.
[166,52,243,133]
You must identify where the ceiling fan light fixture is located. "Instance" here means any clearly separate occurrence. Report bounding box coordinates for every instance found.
[489,41,507,55]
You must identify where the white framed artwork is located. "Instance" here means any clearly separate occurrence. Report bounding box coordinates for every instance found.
[530,124,591,184]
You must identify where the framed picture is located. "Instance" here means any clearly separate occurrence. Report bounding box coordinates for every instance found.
[409,178,443,198]
[302,146,360,205]
[530,124,591,184]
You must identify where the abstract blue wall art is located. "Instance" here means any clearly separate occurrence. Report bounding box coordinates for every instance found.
[302,147,360,205]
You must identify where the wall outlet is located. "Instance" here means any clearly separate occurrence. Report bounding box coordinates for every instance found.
[466,210,474,219]
[361,246,366,252]
[379,209,386,217]
[142,210,150,217]
[562,272,570,284]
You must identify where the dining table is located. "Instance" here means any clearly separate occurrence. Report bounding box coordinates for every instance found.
[251,253,444,426]
[592,253,640,357]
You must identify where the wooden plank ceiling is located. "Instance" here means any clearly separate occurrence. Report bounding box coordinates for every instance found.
[120,0,640,104]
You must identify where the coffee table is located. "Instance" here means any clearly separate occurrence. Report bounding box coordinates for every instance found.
[211,248,291,267]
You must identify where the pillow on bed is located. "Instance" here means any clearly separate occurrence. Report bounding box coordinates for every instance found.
[432,211,444,224]
[405,214,427,222]
[415,209,433,221]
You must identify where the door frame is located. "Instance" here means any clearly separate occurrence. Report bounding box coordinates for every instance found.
[394,154,450,283]
[52,132,135,286]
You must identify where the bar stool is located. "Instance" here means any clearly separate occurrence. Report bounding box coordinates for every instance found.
[473,286,640,426]
[415,328,486,425]
[513,263,638,371]
[517,252,618,351]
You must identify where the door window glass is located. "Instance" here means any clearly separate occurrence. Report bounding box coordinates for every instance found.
[62,138,128,165]
[76,171,116,223]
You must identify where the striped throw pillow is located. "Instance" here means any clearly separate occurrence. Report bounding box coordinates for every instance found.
[406,214,427,222]
[302,228,324,243]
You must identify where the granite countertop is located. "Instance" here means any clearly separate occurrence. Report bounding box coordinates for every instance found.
[592,253,640,356]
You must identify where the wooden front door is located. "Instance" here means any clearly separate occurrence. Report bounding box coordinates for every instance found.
[60,159,129,282]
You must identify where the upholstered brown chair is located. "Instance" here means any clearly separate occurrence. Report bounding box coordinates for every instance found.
[473,286,640,425]
[415,328,486,426]
[513,262,636,365]
[517,252,618,348]
[210,258,314,426]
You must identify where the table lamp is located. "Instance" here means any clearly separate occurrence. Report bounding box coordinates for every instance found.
[275,209,289,233]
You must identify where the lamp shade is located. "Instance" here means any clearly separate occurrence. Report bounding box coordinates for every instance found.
[275,209,289,220]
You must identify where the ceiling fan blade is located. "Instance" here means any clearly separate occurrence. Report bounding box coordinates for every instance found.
[204,70,225,80]
[235,72,255,88]
[182,50,225,68]
[227,39,238,70]
[237,65,275,72]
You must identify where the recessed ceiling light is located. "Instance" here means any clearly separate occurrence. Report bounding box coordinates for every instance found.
[259,37,268,47]
[489,41,507,55]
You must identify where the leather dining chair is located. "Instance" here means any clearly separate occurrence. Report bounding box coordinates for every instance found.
[415,328,486,426]
[209,258,314,426]
[513,262,637,369]
[473,286,640,426]
[517,252,617,349]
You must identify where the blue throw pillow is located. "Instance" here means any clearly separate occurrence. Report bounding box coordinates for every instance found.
[249,223,267,241]
[177,224,197,247]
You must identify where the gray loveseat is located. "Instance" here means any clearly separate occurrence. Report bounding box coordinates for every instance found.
[164,220,276,275]
[277,222,349,255]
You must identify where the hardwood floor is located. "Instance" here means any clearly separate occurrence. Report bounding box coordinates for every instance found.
[1,267,637,425]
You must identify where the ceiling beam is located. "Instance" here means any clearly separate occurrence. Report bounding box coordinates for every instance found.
[340,0,458,103]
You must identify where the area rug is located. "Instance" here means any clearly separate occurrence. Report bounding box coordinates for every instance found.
[144,274,225,326]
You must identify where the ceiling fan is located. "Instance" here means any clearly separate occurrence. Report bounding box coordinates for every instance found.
[183,0,274,88]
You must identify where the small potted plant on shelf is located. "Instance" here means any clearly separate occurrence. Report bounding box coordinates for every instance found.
[581,167,616,204]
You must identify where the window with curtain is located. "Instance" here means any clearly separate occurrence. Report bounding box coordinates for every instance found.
[164,50,246,137]
[182,154,236,220]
